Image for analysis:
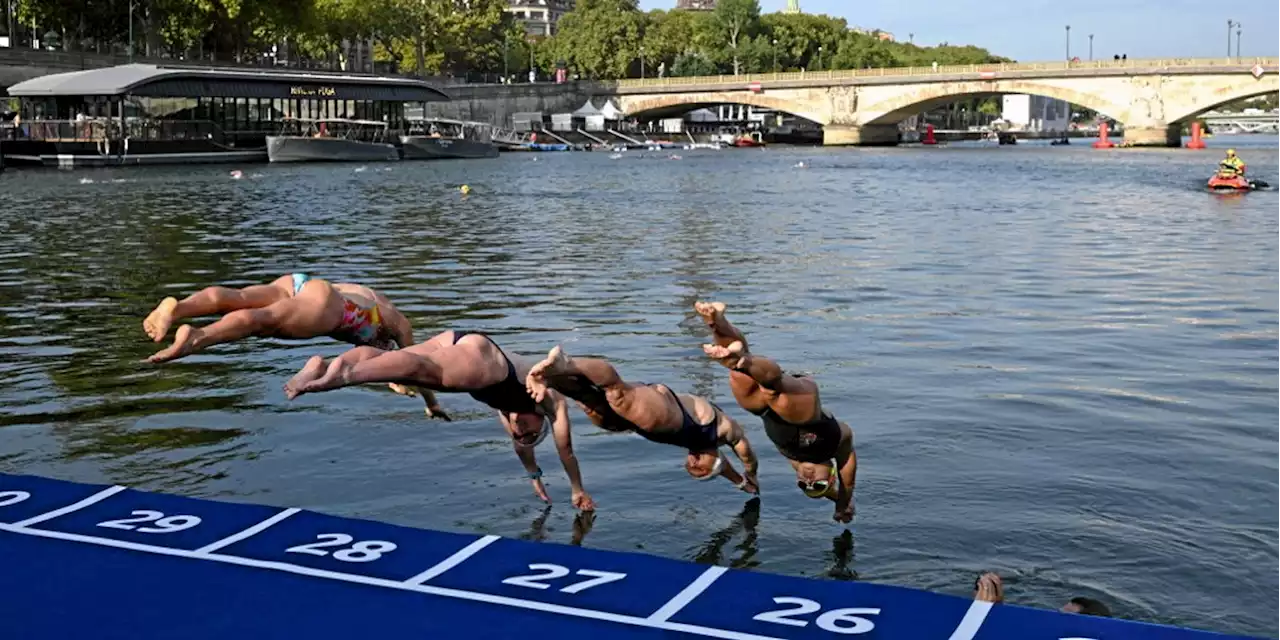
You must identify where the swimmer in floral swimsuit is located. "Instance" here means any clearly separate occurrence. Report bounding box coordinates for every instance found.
[142,273,447,418]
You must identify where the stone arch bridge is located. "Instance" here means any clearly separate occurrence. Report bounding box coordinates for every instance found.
[612,57,1280,146]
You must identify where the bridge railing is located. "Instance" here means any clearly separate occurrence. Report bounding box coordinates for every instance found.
[615,56,1280,89]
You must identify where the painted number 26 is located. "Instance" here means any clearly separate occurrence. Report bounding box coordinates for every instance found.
[285,533,397,563]
[753,597,881,634]
[502,564,627,594]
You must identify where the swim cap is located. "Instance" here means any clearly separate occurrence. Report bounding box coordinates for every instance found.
[802,463,839,499]
[693,452,725,481]
[513,414,550,448]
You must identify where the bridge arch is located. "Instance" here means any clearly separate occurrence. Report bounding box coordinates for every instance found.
[856,80,1128,126]
[1164,75,1280,123]
[617,93,830,125]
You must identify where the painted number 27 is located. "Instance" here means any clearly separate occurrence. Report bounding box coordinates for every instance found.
[285,533,396,563]
[97,510,202,534]
[753,597,881,634]
[502,564,627,594]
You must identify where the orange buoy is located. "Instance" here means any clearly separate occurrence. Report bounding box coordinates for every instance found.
[1092,121,1115,149]
[1185,121,1206,149]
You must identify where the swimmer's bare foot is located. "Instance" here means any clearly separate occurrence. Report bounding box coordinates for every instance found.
[284,356,327,400]
[702,341,746,369]
[296,359,355,395]
[526,345,573,402]
[143,297,179,342]
[147,324,202,363]
[693,300,726,325]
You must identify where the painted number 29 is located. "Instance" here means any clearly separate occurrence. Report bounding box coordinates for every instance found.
[97,510,202,534]
[0,491,31,507]
[502,564,627,594]
[753,597,881,634]
[285,533,396,563]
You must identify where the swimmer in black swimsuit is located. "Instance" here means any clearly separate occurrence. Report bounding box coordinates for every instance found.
[695,302,857,523]
[525,345,760,495]
[283,330,594,511]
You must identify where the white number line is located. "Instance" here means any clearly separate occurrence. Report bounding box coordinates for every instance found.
[0,523,782,640]
[402,534,500,585]
[946,600,994,640]
[647,566,729,622]
[9,486,127,528]
[193,508,301,555]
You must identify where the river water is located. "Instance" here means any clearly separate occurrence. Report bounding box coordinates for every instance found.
[0,135,1276,637]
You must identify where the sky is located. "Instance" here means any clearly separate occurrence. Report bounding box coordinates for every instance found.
[637,0,1280,62]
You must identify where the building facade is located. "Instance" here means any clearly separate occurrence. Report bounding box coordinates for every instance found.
[675,0,717,10]
[1001,94,1072,132]
[506,0,575,37]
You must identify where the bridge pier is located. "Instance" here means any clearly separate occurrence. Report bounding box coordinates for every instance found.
[1121,125,1182,148]
[823,124,899,146]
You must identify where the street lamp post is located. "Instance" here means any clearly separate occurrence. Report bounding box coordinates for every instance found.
[1088,34,1093,61]
[1236,26,1241,59]
[1064,25,1070,61]
[1226,19,1233,57]
[503,37,508,81]
[817,45,823,71]
[128,0,134,61]
[772,38,778,73]
[640,46,645,78]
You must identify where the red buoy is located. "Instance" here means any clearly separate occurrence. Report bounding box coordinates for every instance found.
[1185,121,1206,149]
[1092,121,1114,149]
[922,123,938,145]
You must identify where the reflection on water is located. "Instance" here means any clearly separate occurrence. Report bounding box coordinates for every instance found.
[0,135,1275,637]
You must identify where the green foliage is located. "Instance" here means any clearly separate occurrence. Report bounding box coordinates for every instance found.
[540,4,1008,79]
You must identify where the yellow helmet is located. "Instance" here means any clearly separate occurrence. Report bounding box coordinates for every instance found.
[1226,149,1236,156]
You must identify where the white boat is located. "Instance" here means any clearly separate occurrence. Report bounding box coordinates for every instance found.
[400,118,499,160]
[266,117,399,163]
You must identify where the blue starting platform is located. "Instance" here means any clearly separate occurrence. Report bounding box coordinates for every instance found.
[0,472,1255,639]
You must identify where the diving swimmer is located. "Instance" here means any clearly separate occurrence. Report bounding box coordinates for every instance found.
[695,301,857,523]
[142,273,447,418]
[283,330,595,511]
[524,345,760,494]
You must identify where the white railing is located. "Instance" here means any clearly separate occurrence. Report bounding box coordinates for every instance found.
[615,56,1280,90]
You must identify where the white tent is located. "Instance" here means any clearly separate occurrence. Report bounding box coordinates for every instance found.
[599,100,625,121]
[571,100,603,117]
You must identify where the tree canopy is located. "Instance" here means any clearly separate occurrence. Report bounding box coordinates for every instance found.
[7,0,1009,80]
[543,5,1011,79]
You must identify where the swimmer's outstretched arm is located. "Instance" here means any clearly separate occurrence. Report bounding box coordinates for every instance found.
[833,422,857,521]
[548,392,594,511]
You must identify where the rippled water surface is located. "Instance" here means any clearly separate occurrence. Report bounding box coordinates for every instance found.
[1,136,1276,636]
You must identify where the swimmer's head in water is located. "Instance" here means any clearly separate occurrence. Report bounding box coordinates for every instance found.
[1061,597,1111,617]
[509,411,549,448]
[685,451,724,480]
[796,461,837,499]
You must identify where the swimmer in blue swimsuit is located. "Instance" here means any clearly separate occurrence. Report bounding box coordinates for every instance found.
[283,330,595,512]
[141,273,447,419]
[524,345,760,495]
[696,301,857,523]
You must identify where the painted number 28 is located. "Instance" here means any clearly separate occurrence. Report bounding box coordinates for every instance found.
[285,533,397,563]
[97,510,202,534]
[502,564,627,594]
[753,597,881,634]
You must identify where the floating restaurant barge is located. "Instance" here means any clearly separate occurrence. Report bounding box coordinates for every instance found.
[0,64,500,168]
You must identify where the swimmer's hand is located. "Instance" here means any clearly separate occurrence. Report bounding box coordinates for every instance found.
[740,474,760,496]
[572,489,596,512]
[424,403,452,421]
[833,502,854,524]
[531,477,551,504]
